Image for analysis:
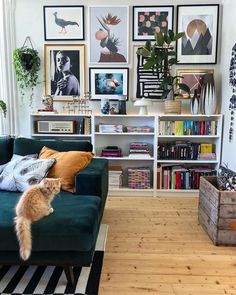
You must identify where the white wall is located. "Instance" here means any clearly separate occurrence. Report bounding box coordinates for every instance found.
[221,0,236,170]
[14,0,221,137]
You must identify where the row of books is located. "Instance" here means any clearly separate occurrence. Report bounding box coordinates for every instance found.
[158,142,215,160]
[157,165,217,189]
[109,166,123,189]
[159,120,217,136]
[75,117,91,135]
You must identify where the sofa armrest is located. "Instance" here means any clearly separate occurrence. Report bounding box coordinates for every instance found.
[75,158,108,210]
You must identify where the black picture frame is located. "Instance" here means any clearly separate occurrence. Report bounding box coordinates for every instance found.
[89,67,129,101]
[132,5,174,41]
[176,4,219,64]
[43,5,85,41]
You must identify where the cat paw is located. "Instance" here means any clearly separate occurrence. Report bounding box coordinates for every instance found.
[49,208,54,213]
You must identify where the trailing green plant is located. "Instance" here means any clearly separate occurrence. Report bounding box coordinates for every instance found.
[13,47,40,105]
[0,100,7,118]
[137,29,190,100]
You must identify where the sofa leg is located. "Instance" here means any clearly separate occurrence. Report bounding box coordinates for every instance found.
[64,266,75,287]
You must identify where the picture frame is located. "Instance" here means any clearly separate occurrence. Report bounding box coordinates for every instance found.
[44,44,85,101]
[133,5,174,41]
[133,45,165,100]
[176,69,214,98]
[43,5,84,41]
[89,6,129,64]
[89,67,129,100]
[176,4,219,64]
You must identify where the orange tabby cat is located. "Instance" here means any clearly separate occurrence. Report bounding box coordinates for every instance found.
[14,178,61,260]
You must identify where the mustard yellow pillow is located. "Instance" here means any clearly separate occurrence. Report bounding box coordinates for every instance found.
[39,146,93,192]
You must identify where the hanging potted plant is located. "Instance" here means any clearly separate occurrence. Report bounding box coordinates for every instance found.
[137,30,190,114]
[13,37,40,105]
[0,100,7,118]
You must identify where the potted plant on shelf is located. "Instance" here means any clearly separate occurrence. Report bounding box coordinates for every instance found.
[137,29,190,114]
[13,44,40,105]
[0,100,7,118]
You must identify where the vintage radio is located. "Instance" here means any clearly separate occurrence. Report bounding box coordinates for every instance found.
[36,120,76,134]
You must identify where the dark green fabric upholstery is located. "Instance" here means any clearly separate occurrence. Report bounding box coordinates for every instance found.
[75,158,108,212]
[13,137,93,155]
[0,136,14,164]
[0,190,101,252]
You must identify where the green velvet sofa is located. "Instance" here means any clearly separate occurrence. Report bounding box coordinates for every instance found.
[0,136,108,285]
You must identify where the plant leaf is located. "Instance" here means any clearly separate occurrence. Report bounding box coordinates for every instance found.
[155,32,164,46]
[178,83,190,94]
[173,32,185,41]
[137,47,150,57]
[168,29,174,41]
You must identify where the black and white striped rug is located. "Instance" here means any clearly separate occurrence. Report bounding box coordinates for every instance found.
[0,224,108,295]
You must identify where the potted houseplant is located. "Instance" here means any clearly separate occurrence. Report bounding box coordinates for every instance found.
[137,29,190,114]
[0,100,7,118]
[13,46,40,105]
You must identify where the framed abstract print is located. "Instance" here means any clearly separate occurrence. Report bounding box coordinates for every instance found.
[133,6,174,41]
[89,67,129,100]
[133,45,165,100]
[43,6,84,41]
[176,69,214,98]
[89,6,129,64]
[44,44,85,101]
[177,4,219,64]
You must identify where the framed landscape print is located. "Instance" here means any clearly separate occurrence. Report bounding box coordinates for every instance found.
[133,45,164,100]
[176,69,214,98]
[43,5,84,41]
[44,44,85,101]
[89,6,129,64]
[89,68,129,100]
[133,6,174,41]
[177,4,219,64]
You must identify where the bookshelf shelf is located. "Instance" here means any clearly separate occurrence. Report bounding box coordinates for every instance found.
[31,133,91,137]
[158,160,218,164]
[96,156,155,160]
[94,132,155,136]
[158,135,220,139]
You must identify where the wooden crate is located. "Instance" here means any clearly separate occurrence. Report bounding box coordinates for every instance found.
[198,176,236,246]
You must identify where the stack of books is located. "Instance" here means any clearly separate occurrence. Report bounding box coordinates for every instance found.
[126,126,152,133]
[129,142,151,158]
[101,146,122,157]
[109,166,123,189]
[99,124,123,133]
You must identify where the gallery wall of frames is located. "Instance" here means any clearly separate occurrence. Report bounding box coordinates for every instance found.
[41,4,220,102]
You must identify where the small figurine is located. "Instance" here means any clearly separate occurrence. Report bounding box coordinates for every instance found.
[41,95,54,111]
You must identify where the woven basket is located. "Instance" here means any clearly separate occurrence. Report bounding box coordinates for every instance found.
[164,100,182,114]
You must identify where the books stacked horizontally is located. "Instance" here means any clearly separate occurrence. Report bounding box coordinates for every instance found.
[126,126,153,133]
[99,124,123,133]
[109,166,123,189]
[128,167,151,189]
[101,146,122,157]
[129,142,151,158]
[157,165,217,190]
[198,143,216,160]
[159,120,217,135]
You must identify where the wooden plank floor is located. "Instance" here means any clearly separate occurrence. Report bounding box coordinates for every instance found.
[99,197,236,295]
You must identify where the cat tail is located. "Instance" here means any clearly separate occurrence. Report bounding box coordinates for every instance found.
[14,216,32,261]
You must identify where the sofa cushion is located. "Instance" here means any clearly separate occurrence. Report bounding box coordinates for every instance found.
[0,191,101,252]
[13,137,93,155]
[0,136,14,164]
[0,155,55,192]
[39,146,93,192]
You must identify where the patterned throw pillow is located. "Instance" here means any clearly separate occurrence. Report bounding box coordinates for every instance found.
[0,154,55,192]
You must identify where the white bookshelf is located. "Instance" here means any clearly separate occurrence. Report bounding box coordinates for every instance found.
[30,113,223,197]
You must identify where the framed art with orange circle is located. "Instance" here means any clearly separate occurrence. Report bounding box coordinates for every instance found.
[176,4,219,64]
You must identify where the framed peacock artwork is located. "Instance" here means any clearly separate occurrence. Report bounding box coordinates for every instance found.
[43,5,84,41]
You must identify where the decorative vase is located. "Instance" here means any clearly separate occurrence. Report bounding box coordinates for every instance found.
[191,89,200,115]
[200,73,217,115]
[164,100,182,114]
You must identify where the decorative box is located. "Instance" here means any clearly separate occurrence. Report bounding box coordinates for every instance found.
[128,167,151,189]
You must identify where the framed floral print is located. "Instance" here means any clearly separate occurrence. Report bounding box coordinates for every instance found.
[176,4,219,64]
[43,5,84,41]
[89,67,129,100]
[176,69,214,98]
[44,44,85,101]
[89,6,129,64]
[132,6,174,41]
